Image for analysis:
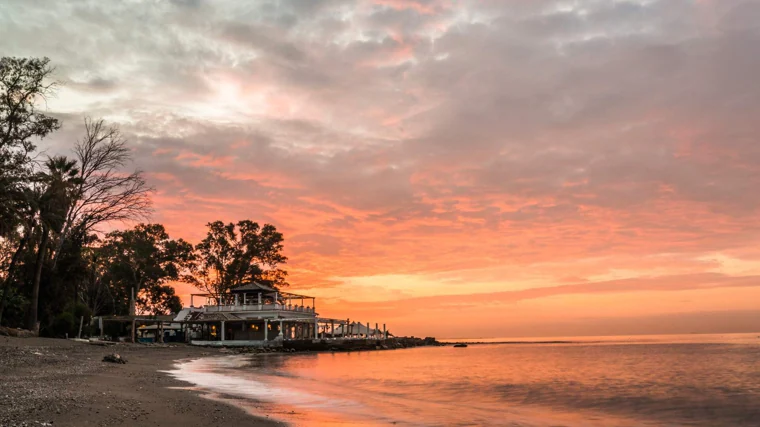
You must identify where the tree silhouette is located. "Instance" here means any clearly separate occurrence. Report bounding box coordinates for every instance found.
[27,156,83,330]
[186,220,288,302]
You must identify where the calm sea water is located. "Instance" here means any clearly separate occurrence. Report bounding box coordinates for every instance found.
[167,333,760,426]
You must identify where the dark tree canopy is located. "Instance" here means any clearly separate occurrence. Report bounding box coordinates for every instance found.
[0,57,60,237]
[186,220,288,301]
[26,155,84,330]
[99,223,194,315]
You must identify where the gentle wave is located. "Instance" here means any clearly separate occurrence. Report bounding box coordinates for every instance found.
[166,334,760,426]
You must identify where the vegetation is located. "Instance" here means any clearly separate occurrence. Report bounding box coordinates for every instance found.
[185,220,288,303]
[0,57,289,336]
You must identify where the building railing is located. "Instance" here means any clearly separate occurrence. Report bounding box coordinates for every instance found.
[202,303,315,314]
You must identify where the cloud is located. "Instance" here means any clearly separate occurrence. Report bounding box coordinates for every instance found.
[4,0,760,336]
[336,272,760,311]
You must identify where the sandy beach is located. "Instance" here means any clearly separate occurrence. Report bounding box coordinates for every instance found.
[0,336,280,427]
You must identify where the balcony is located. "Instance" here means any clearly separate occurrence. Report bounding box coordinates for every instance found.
[202,303,315,314]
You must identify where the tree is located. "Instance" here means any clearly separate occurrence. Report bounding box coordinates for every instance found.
[0,223,31,323]
[0,57,60,237]
[187,220,288,302]
[51,118,153,268]
[76,241,110,318]
[138,285,182,316]
[99,224,193,316]
[27,156,83,330]
[0,57,60,325]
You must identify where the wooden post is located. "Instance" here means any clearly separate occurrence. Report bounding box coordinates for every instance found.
[99,317,104,339]
[264,319,268,341]
[131,318,136,343]
[129,288,136,316]
[366,322,370,340]
[375,323,379,340]
[77,316,84,339]
[314,318,318,340]
[221,321,225,341]
[383,323,387,340]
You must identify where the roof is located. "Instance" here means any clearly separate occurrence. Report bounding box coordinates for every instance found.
[138,323,182,330]
[229,282,277,293]
[193,312,243,322]
[190,281,315,300]
[228,282,315,300]
[331,322,385,335]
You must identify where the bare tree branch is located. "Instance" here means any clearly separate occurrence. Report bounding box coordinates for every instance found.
[52,118,153,267]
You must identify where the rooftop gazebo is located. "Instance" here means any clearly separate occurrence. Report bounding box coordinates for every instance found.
[182,281,340,346]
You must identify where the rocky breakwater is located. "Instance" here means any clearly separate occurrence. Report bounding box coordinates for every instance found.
[264,336,445,353]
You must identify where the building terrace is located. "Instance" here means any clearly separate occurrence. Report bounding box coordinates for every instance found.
[179,282,389,347]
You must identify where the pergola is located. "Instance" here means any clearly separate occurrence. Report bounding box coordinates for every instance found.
[189,282,316,310]
[97,314,176,343]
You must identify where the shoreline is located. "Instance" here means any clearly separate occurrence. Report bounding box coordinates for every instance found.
[0,336,282,427]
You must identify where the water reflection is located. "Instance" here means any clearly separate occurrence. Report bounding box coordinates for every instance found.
[168,333,760,426]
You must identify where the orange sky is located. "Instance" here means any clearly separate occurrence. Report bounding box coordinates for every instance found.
[4,0,760,338]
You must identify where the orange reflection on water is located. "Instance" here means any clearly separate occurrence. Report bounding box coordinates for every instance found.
[168,333,760,426]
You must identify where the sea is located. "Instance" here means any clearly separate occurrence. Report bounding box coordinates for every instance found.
[166,333,760,426]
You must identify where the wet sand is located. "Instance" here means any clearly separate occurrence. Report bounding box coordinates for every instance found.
[0,336,281,427]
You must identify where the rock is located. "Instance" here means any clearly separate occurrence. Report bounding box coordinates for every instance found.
[102,353,127,364]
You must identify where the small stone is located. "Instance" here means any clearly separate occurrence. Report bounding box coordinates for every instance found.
[102,353,127,364]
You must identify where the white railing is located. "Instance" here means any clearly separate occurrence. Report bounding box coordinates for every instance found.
[203,303,314,313]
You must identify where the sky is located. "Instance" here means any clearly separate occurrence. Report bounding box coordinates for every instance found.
[2,0,760,338]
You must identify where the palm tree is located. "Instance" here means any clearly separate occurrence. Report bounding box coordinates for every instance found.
[26,156,82,331]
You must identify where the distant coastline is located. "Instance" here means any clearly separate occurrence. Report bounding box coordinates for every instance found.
[445,340,579,345]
